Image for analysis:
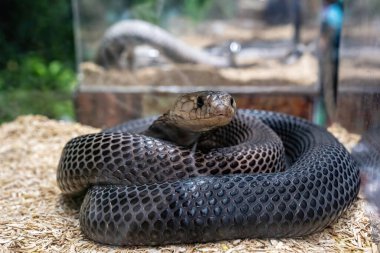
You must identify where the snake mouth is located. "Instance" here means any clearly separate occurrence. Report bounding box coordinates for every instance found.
[197,115,234,131]
[214,108,236,120]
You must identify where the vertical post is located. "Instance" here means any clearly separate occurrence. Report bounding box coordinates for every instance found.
[314,0,343,126]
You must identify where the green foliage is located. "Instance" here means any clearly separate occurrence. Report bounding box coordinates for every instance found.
[0,90,74,123]
[0,0,74,68]
[129,0,161,25]
[0,55,76,124]
[0,56,76,92]
[125,0,215,24]
[0,0,75,123]
[182,0,214,22]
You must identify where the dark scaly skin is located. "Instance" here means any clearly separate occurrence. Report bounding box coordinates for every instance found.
[57,92,360,246]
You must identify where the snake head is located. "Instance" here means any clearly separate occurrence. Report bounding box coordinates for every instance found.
[169,91,236,132]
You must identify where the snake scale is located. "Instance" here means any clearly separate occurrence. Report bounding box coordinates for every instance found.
[57,91,360,246]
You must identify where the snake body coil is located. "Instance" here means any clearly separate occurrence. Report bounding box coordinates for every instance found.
[57,92,360,246]
[95,20,233,68]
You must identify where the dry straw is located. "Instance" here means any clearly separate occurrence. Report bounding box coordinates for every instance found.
[0,115,377,252]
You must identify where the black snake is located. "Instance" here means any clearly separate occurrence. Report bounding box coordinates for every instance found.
[57,91,360,246]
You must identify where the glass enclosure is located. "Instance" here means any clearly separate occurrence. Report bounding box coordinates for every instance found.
[338,0,380,131]
[73,0,322,127]
[339,0,380,241]
[72,0,380,241]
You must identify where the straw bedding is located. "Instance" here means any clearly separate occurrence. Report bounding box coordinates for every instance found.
[0,115,378,252]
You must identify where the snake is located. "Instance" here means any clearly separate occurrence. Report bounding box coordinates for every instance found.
[95,20,236,69]
[352,128,380,212]
[57,91,360,246]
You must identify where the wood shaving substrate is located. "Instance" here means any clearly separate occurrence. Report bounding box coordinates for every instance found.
[0,115,377,253]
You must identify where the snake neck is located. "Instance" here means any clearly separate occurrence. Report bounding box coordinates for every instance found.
[142,114,202,147]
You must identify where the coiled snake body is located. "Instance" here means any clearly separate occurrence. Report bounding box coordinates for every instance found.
[58,91,360,246]
[95,20,234,69]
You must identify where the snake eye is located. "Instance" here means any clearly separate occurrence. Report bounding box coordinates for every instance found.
[196,96,204,108]
[230,98,235,107]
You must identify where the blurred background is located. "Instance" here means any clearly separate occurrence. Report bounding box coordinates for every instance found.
[1,0,378,134]
[0,0,76,123]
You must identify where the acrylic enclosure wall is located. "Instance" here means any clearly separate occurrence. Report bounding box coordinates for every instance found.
[338,0,380,132]
[73,0,322,128]
[335,0,380,240]
[72,0,380,239]
[72,0,379,134]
